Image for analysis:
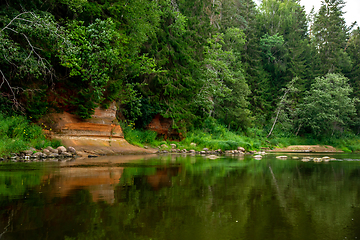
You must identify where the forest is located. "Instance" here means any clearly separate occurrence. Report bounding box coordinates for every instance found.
[1,0,360,153]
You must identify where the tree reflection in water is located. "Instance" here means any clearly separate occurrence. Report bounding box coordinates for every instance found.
[0,154,360,240]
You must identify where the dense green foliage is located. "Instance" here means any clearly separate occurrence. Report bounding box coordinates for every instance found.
[0,112,60,157]
[1,0,360,147]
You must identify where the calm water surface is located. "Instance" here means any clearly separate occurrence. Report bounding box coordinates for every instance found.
[1,153,360,240]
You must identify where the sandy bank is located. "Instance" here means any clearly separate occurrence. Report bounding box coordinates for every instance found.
[267,145,342,153]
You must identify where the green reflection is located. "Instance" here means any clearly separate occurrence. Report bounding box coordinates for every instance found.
[0,162,48,201]
[1,155,360,240]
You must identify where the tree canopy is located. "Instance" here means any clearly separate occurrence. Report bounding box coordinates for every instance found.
[0,0,359,138]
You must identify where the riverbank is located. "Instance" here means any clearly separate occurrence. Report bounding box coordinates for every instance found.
[0,113,61,157]
[267,145,343,153]
[1,110,358,158]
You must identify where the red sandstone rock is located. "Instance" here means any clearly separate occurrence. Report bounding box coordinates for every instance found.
[38,103,156,155]
[146,114,183,140]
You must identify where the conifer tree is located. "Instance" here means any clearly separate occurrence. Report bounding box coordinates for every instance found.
[223,0,271,124]
[256,0,310,123]
[346,27,360,98]
[312,0,352,74]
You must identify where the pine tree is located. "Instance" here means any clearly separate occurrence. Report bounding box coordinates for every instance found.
[344,27,360,131]
[312,0,351,74]
[256,0,311,123]
[346,27,360,98]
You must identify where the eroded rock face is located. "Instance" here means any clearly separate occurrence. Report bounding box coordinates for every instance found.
[146,114,183,140]
[38,103,156,155]
[87,102,118,125]
[40,102,123,138]
[61,123,123,138]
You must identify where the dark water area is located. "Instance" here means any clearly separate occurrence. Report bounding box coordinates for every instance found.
[1,153,360,240]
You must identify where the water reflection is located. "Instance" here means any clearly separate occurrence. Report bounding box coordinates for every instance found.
[1,153,360,239]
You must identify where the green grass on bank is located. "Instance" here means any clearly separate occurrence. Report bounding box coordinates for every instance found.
[120,121,161,148]
[0,113,61,157]
[121,119,268,151]
[121,118,360,153]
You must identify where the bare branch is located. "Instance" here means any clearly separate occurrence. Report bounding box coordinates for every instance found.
[0,70,23,111]
[267,79,297,138]
[0,12,32,33]
[0,10,71,109]
[3,27,19,34]
[3,54,18,68]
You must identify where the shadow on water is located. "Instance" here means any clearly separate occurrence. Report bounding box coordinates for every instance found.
[1,153,360,239]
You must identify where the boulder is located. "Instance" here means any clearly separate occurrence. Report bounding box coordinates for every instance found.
[48,153,59,158]
[161,144,168,149]
[57,146,67,154]
[67,146,77,155]
[203,148,209,151]
[32,152,43,158]
[170,144,177,149]
[190,143,197,147]
[46,146,54,151]
[60,152,73,157]
[43,149,50,155]
[46,146,58,153]
[237,147,245,152]
[23,150,34,156]
[188,149,195,154]
[52,149,59,154]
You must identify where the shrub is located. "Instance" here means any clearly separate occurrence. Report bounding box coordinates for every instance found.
[0,113,59,157]
[120,121,159,147]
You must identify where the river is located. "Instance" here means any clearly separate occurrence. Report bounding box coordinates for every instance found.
[1,152,360,240]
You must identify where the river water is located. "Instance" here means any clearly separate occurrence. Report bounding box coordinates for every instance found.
[1,152,360,240]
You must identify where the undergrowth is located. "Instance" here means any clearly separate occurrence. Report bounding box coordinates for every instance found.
[120,117,360,152]
[120,121,160,148]
[0,113,60,157]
